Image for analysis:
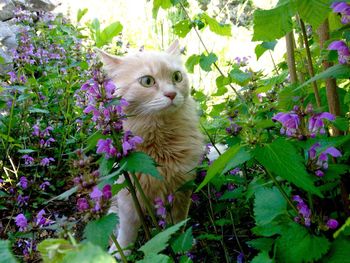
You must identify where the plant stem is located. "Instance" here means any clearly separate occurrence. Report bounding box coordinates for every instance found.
[285,31,298,84]
[123,172,151,240]
[178,0,245,102]
[229,211,245,260]
[5,90,17,157]
[200,122,221,156]
[268,50,279,75]
[299,18,321,107]
[317,19,342,135]
[130,173,161,231]
[110,234,128,263]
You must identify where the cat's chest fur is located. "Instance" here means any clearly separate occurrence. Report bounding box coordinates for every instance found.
[124,99,203,181]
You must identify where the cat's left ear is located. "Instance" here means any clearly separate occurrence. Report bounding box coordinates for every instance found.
[94,48,122,69]
[166,40,181,56]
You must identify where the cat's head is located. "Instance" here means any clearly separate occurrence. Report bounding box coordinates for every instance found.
[96,40,190,116]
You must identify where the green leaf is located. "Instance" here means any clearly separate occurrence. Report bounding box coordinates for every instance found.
[296,0,330,28]
[99,21,123,47]
[171,227,193,253]
[196,144,250,192]
[201,13,231,36]
[152,0,172,18]
[254,186,287,226]
[38,239,72,263]
[333,117,349,131]
[85,131,108,152]
[99,157,115,177]
[276,223,330,263]
[173,19,192,38]
[246,238,274,251]
[62,242,116,263]
[18,149,36,154]
[251,251,273,263]
[196,233,222,241]
[229,68,251,86]
[120,151,161,179]
[185,54,200,73]
[199,53,218,72]
[322,236,350,263]
[0,240,18,263]
[139,219,188,255]
[254,139,323,197]
[219,187,244,200]
[137,253,171,263]
[255,41,277,60]
[252,2,295,41]
[83,214,118,249]
[77,8,88,22]
[334,217,350,239]
[297,64,350,89]
[46,186,77,203]
[29,108,50,114]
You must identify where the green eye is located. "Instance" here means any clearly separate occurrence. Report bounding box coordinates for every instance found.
[139,75,155,87]
[172,71,183,83]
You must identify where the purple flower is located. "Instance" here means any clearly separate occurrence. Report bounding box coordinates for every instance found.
[19,176,28,189]
[104,80,116,99]
[155,197,166,218]
[191,193,200,202]
[42,126,53,137]
[116,98,129,114]
[328,40,350,64]
[32,124,40,136]
[331,2,350,24]
[308,142,321,159]
[77,198,89,211]
[90,186,103,201]
[40,157,55,166]
[39,181,50,190]
[17,195,29,206]
[229,168,240,175]
[326,218,339,229]
[102,184,112,199]
[272,112,300,136]
[167,194,174,204]
[96,138,117,159]
[315,170,324,177]
[22,154,34,165]
[15,214,28,231]
[8,71,17,82]
[293,195,311,227]
[36,209,51,227]
[308,112,335,136]
[44,138,55,147]
[237,252,244,263]
[158,219,166,228]
[122,131,143,156]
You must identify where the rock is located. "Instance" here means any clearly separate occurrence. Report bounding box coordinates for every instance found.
[0,0,16,21]
[27,0,55,11]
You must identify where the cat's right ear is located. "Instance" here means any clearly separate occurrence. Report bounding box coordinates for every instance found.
[94,48,122,73]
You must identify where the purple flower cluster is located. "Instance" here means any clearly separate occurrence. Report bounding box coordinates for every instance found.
[331,2,350,24]
[15,209,53,232]
[308,143,342,177]
[77,185,112,213]
[272,104,335,138]
[122,131,143,156]
[293,195,311,227]
[326,218,339,229]
[328,40,350,64]
[154,194,174,228]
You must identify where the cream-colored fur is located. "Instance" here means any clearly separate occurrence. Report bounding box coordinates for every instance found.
[97,41,203,256]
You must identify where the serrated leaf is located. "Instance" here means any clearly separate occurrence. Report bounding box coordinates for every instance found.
[153,0,172,18]
[229,68,251,86]
[322,236,350,263]
[252,215,292,237]
[219,187,244,200]
[201,13,231,36]
[254,139,323,197]
[246,238,274,251]
[62,242,116,263]
[120,151,161,179]
[252,3,295,41]
[296,0,330,28]
[173,19,192,38]
[185,54,200,73]
[139,219,188,255]
[0,240,18,263]
[199,53,218,72]
[38,238,72,263]
[254,186,287,226]
[99,157,115,177]
[196,144,250,192]
[276,223,330,263]
[251,251,273,263]
[255,41,277,60]
[171,227,193,253]
[137,253,171,263]
[83,214,118,249]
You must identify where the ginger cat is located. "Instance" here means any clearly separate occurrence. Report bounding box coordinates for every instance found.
[97,40,203,256]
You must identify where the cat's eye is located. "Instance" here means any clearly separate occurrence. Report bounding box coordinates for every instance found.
[139,75,155,87]
[172,71,183,83]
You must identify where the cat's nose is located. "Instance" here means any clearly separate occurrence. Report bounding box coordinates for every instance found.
[164,91,177,101]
